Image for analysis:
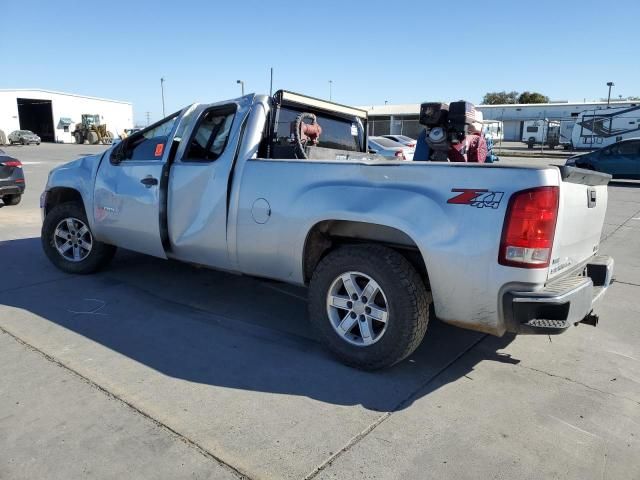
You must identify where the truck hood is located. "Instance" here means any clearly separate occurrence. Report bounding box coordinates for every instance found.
[52,153,102,174]
[46,152,105,189]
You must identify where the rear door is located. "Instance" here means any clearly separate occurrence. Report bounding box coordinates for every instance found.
[165,96,253,269]
[93,110,189,258]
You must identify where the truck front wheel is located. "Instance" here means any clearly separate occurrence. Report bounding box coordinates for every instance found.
[42,202,116,274]
[308,245,429,370]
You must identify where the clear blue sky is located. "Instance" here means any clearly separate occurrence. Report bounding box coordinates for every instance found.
[3,0,638,125]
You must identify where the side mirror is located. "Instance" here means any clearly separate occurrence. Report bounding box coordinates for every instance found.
[110,141,126,164]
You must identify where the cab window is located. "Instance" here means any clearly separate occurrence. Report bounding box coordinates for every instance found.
[118,113,179,162]
[273,107,363,155]
[184,106,236,162]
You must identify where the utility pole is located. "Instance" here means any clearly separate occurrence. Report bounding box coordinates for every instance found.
[270,67,273,96]
[606,82,614,107]
[145,112,151,126]
[329,80,333,101]
[236,79,245,96]
[160,77,166,117]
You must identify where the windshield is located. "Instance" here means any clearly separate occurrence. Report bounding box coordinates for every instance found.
[20,130,34,135]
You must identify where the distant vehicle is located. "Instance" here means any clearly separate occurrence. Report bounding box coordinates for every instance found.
[368,136,413,160]
[566,138,640,179]
[72,114,114,145]
[8,130,41,145]
[572,105,640,149]
[521,120,560,149]
[0,149,25,205]
[559,119,576,150]
[381,135,416,148]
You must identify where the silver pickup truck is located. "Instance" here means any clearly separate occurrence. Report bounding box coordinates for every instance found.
[41,90,614,369]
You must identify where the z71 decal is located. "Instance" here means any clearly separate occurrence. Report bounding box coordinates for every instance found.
[447,189,504,209]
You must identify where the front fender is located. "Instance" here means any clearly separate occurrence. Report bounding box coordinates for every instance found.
[45,152,107,231]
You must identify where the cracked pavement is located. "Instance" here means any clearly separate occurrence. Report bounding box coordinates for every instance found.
[1,145,639,480]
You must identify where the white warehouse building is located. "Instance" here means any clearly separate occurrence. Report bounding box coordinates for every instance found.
[363,100,639,141]
[0,89,133,143]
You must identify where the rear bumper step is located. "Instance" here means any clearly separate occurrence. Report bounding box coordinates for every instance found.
[504,255,614,334]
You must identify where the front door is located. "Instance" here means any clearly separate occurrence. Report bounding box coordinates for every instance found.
[93,110,187,258]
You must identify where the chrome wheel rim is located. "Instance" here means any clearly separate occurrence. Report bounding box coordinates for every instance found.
[326,271,389,347]
[53,217,93,262]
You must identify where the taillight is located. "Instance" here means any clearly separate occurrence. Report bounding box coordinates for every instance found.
[499,186,559,268]
[2,160,22,168]
[395,151,406,160]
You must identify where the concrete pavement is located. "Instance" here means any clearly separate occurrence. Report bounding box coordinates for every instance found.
[0,144,638,479]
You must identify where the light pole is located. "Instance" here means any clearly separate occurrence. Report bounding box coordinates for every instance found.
[329,80,333,101]
[270,68,274,96]
[236,79,245,96]
[160,77,166,118]
[606,82,614,107]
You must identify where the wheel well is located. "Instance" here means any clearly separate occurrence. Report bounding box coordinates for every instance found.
[45,187,84,216]
[303,220,430,288]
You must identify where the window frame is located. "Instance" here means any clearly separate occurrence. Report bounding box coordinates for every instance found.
[181,104,238,163]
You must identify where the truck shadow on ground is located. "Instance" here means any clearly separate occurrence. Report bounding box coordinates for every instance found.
[0,237,519,412]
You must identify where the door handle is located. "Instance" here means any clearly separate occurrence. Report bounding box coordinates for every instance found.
[140,176,158,187]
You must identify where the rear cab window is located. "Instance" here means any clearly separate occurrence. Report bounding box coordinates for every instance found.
[273,107,362,152]
[267,90,368,160]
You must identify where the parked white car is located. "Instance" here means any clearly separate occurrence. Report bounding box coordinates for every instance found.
[368,136,414,160]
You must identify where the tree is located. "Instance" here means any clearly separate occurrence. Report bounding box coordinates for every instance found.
[517,91,549,104]
[482,91,519,105]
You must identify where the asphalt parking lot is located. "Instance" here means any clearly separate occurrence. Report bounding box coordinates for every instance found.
[1,144,639,480]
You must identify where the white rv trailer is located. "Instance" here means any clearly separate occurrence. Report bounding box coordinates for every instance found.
[521,119,560,148]
[572,104,640,149]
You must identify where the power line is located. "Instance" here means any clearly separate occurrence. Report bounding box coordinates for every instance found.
[145,112,151,126]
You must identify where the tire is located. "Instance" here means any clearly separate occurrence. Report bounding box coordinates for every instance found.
[21,138,27,145]
[2,194,21,206]
[308,244,430,370]
[75,132,83,144]
[41,202,116,274]
[87,132,99,145]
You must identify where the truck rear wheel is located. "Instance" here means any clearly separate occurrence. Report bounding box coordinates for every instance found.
[308,245,429,370]
[42,202,116,274]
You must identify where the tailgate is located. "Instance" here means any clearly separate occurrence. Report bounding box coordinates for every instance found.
[548,167,610,280]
